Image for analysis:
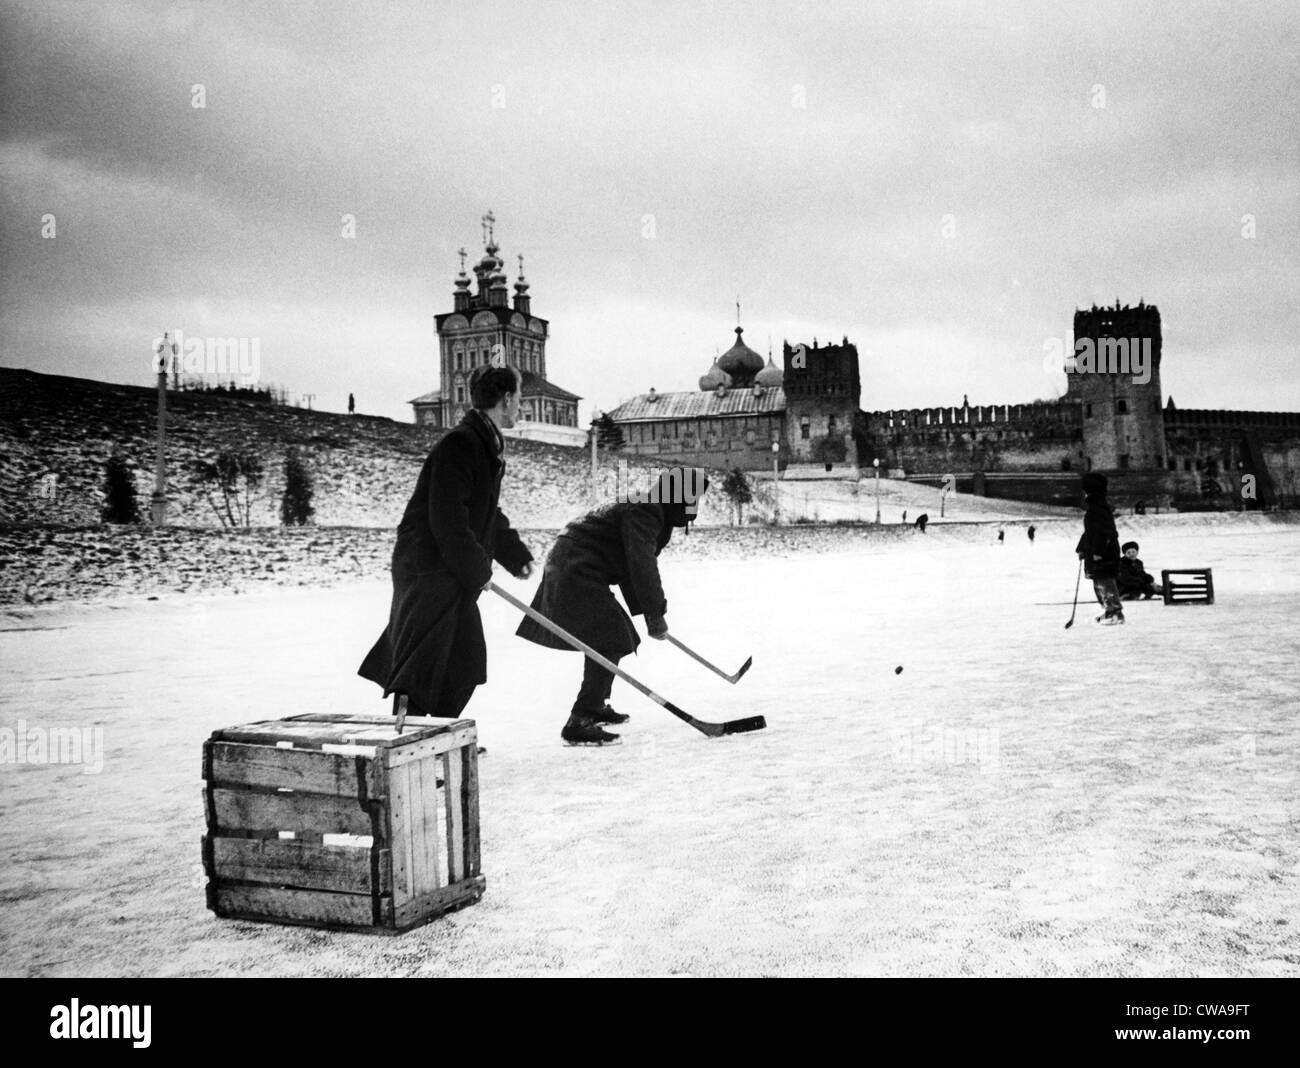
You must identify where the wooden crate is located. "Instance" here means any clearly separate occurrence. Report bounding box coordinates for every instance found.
[1161,568,1215,605]
[201,713,483,934]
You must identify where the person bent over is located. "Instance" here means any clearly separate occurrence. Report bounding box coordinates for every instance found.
[1118,540,1158,600]
[1075,472,1124,624]
[516,467,707,745]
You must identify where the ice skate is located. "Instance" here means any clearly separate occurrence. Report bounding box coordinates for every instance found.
[561,715,621,746]
[589,704,629,725]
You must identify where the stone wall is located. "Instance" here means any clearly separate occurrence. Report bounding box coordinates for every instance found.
[859,401,1083,475]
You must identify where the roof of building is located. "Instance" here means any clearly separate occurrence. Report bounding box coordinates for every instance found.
[520,370,581,402]
[607,386,786,422]
[408,372,580,407]
[717,325,764,377]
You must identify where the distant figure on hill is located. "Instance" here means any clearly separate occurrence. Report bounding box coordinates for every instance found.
[902,510,907,524]
[914,513,929,533]
[348,392,356,415]
[1027,524,1036,544]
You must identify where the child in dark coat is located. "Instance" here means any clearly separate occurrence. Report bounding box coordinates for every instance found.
[1075,472,1124,624]
[516,467,707,745]
[1118,541,1158,600]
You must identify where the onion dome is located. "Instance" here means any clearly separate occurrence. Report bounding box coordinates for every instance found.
[717,326,764,379]
[698,361,733,391]
[755,354,783,387]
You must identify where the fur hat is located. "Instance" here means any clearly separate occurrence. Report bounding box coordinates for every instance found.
[1122,541,1139,553]
[1081,472,1108,497]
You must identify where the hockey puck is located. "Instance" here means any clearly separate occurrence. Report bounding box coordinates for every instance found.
[895,665,904,674]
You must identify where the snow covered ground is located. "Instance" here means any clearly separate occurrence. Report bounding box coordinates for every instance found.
[2,518,1297,976]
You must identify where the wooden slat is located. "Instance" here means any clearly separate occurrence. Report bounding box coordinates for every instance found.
[211,722,357,749]
[284,713,454,746]
[386,724,477,769]
[392,875,486,928]
[431,758,447,888]
[418,753,444,892]
[463,742,480,878]
[205,742,382,798]
[212,884,380,928]
[211,788,371,836]
[207,835,387,894]
[443,750,464,885]
[389,761,413,904]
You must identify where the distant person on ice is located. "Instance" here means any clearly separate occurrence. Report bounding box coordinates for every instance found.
[914,512,928,533]
[1027,524,1036,543]
[1118,541,1158,600]
[358,365,534,720]
[997,527,1005,544]
[516,467,708,746]
[1075,472,1124,624]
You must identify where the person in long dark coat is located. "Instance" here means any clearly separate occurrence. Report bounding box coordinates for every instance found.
[358,365,534,719]
[1075,472,1124,624]
[516,467,707,745]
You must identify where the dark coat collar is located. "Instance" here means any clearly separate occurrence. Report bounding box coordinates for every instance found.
[463,408,504,456]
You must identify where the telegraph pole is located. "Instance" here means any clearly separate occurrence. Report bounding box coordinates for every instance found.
[874,457,881,525]
[151,333,176,526]
[771,440,781,524]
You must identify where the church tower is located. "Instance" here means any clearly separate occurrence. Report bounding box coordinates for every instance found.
[412,211,580,432]
[425,212,551,426]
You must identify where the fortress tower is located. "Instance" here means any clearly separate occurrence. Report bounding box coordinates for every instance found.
[1066,301,1166,473]
[782,336,861,465]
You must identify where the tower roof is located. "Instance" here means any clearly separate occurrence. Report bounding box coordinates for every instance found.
[699,361,733,391]
[717,326,764,377]
[755,354,783,387]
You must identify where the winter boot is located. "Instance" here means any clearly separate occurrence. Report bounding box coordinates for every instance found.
[590,704,629,725]
[561,714,620,746]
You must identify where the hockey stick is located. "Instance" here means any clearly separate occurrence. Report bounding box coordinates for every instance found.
[489,582,766,737]
[665,634,752,684]
[1064,557,1083,629]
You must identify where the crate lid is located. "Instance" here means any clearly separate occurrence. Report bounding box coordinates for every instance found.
[210,713,475,749]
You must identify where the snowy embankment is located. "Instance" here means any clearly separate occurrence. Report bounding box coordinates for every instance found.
[1,517,1297,976]
[3,509,1297,607]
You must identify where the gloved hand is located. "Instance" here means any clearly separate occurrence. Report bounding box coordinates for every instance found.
[515,561,534,579]
[647,616,668,640]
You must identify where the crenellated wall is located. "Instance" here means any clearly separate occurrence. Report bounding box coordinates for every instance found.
[1163,408,1300,508]
[858,401,1084,475]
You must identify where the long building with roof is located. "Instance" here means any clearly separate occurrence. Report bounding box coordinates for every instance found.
[605,325,861,473]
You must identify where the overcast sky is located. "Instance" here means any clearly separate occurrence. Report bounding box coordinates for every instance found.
[2,0,1297,422]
